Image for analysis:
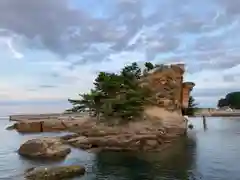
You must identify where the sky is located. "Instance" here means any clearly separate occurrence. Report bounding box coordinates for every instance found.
[0,0,240,115]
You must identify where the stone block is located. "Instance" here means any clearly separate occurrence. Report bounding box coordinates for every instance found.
[16,121,42,133]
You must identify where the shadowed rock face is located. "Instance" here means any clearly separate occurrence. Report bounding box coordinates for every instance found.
[141,64,194,112]
[182,82,195,108]
[140,64,194,132]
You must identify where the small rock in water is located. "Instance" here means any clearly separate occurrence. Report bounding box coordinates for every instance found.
[18,137,71,160]
[25,165,85,180]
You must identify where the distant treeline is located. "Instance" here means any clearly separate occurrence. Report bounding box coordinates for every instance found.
[217,92,240,109]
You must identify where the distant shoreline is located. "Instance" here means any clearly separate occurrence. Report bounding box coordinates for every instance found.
[8,111,240,121]
[195,110,240,117]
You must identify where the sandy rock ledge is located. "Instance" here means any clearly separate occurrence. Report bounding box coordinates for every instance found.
[60,119,186,152]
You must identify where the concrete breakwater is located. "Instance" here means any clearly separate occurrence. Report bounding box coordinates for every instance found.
[9,112,88,121]
[7,114,89,133]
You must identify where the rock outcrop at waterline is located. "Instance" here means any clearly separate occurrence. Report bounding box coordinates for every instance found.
[61,112,186,152]
[18,137,71,160]
[10,63,194,152]
[8,63,194,135]
[25,165,85,180]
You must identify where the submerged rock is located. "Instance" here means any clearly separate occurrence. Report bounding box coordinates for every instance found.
[25,165,85,180]
[18,137,71,160]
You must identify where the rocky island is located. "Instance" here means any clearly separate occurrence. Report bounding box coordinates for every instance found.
[7,62,194,179]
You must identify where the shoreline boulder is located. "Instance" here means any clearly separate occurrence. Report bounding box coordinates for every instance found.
[25,165,85,180]
[18,137,71,160]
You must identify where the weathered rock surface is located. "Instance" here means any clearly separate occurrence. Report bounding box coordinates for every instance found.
[8,64,194,135]
[9,118,89,133]
[15,120,42,133]
[25,165,85,180]
[140,64,184,111]
[59,64,189,152]
[18,137,71,159]
[10,64,193,152]
[61,110,186,152]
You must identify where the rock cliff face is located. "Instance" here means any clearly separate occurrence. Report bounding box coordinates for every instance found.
[141,64,194,129]
[141,64,193,112]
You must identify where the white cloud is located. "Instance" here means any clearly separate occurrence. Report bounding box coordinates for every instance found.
[0,0,239,111]
[0,33,24,59]
[0,102,69,116]
[6,38,24,59]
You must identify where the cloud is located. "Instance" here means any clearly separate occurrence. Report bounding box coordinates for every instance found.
[0,0,240,112]
[0,0,137,57]
[185,66,240,107]
[39,85,57,89]
[0,100,69,116]
[1,0,239,66]
[218,0,240,15]
[0,34,24,59]
[0,0,181,60]
[6,38,24,59]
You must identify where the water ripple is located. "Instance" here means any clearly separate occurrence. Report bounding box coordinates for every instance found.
[0,117,240,179]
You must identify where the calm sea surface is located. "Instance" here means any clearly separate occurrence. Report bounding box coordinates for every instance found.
[0,116,240,180]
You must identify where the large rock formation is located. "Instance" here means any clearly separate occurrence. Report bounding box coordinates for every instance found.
[58,63,194,152]
[141,64,192,111]
[10,63,194,152]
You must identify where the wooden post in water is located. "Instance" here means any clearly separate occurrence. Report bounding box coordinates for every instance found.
[203,115,207,130]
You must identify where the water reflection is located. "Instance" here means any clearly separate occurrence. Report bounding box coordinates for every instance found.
[93,137,197,180]
[203,116,208,131]
[2,117,240,180]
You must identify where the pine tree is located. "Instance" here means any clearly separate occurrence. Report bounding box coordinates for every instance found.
[68,62,153,123]
[185,96,198,116]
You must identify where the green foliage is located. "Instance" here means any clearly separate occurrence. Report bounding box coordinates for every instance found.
[68,62,154,123]
[144,62,155,71]
[217,92,240,109]
[217,98,228,108]
[185,96,198,116]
